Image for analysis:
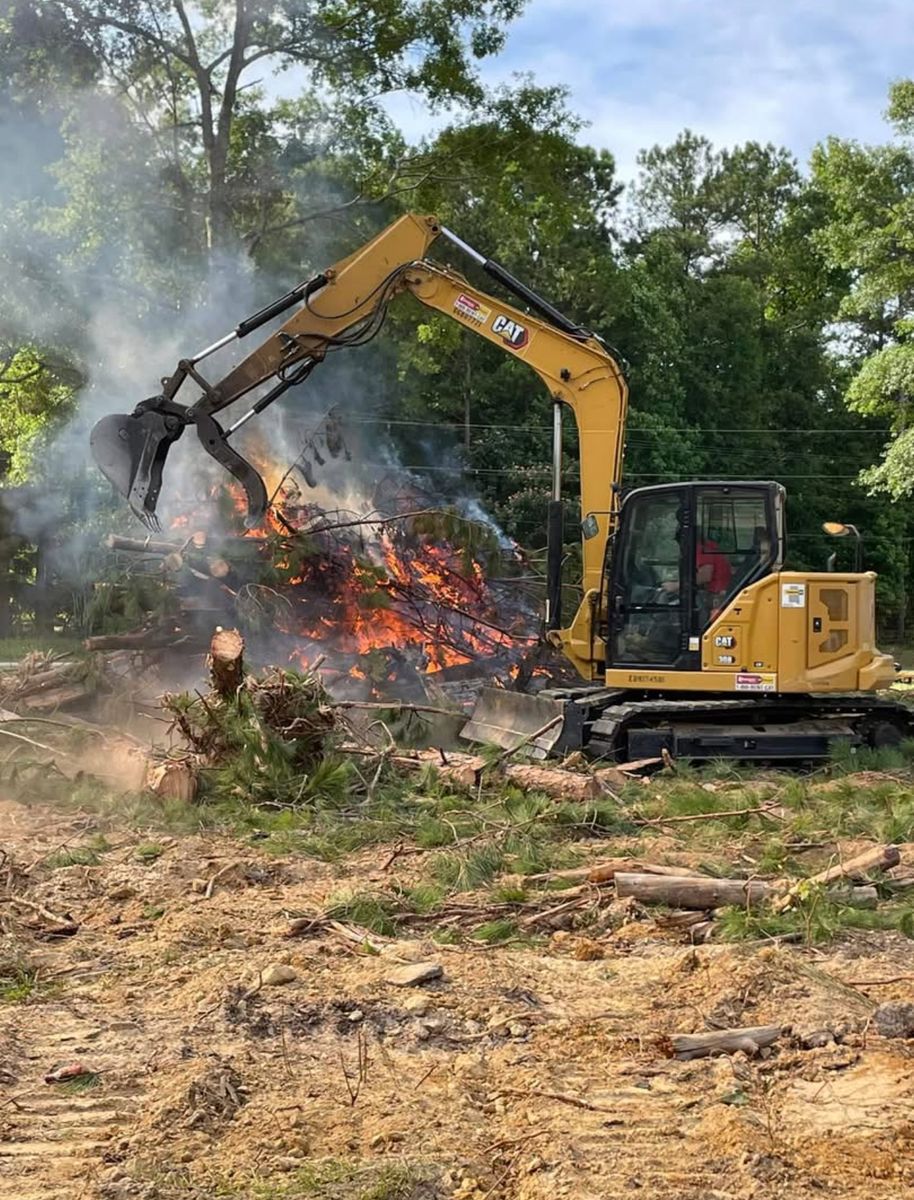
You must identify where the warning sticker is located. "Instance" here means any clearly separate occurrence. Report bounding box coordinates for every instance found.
[735,672,776,692]
[453,293,490,324]
[781,583,806,609]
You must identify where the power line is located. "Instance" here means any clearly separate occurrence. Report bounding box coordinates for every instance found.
[342,416,891,435]
[357,462,865,480]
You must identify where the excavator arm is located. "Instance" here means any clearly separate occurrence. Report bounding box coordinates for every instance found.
[90,213,628,679]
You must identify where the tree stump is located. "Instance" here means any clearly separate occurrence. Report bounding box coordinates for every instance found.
[209,627,245,697]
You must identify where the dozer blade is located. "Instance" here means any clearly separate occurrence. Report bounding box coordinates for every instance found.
[460,687,565,758]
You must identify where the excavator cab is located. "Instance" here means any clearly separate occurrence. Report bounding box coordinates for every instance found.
[606,481,783,670]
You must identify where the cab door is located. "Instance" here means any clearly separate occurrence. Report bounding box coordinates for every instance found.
[608,486,689,668]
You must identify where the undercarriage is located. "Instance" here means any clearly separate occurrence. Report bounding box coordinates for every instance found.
[465,686,914,764]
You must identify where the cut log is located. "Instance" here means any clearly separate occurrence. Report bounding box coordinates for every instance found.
[209,627,245,697]
[522,860,704,885]
[105,533,181,555]
[670,1024,782,1061]
[833,884,878,909]
[207,556,232,579]
[20,684,92,712]
[7,663,78,697]
[84,627,188,652]
[615,873,770,910]
[773,844,902,912]
[616,873,879,912]
[341,745,606,803]
[434,757,602,802]
[501,762,602,802]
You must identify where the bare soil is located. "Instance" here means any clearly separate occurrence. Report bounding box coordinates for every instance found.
[1,794,913,1200]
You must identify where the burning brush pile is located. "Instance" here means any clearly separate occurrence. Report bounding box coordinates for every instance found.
[97,413,548,704]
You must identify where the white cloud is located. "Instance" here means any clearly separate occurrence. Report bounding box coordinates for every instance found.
[478,0,914,180]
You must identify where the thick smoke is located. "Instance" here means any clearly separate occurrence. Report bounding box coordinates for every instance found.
[0,66,513,622]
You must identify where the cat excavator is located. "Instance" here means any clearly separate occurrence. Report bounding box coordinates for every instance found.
[90,213,911,761]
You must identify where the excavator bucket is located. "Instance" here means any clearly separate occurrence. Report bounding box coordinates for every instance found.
[90,406,185,529]
[90,400,268,530]
[460,687,566,758]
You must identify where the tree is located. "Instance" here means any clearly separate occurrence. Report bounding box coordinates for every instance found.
[6,0,525,258]
[812,80,914,499]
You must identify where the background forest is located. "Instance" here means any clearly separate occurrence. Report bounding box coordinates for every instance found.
[2,1,914,636]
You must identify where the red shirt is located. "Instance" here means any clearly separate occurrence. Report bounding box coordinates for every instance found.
[697,538,732,593]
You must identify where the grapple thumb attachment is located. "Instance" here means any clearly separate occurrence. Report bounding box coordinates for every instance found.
[90,398,268,531]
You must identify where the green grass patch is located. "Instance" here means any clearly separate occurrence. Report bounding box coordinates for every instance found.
[57,1072,101,1095]
[716,895,914,945]
[429,926,462,945]
[433,842,506,892]
[473,918,520,944]
[491,882,529,904]
[134,842,165,863]
[246,1160,430,1199]
[46,844,104,869]
[398,882,446,914]
[0,635,85,661]
[0,960,55,1008]
[324,891,401,937]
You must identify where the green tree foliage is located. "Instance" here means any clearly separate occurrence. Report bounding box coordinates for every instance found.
[812,80,914,501]
[5,0,524,258]
[0,348,74,482]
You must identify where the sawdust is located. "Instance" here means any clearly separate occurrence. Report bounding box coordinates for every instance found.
[0,795,913,1200]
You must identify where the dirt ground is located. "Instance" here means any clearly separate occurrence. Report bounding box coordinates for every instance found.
[1,794,913,1200]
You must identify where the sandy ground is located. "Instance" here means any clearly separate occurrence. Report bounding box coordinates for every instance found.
[1,794,913,1200]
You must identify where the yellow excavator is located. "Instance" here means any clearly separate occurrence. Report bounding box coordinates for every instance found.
[90,213,910,761]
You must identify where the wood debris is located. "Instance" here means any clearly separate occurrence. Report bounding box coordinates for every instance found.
[772,843,901,912]
[669,1024,783,1061]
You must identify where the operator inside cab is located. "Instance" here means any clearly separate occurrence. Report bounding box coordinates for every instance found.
[697,533,731,605]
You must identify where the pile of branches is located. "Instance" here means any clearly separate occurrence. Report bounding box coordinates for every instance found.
[159,629,345,808]
[0,651,99,713]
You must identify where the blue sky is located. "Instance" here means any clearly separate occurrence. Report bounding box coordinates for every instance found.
[380,0,914,181]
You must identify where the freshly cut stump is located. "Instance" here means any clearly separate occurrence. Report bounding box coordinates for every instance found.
[209,628,245,697]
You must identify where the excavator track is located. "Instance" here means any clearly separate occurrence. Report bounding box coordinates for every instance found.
[535,687,914,763]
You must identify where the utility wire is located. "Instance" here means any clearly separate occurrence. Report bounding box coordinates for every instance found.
[337,416,891,435]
